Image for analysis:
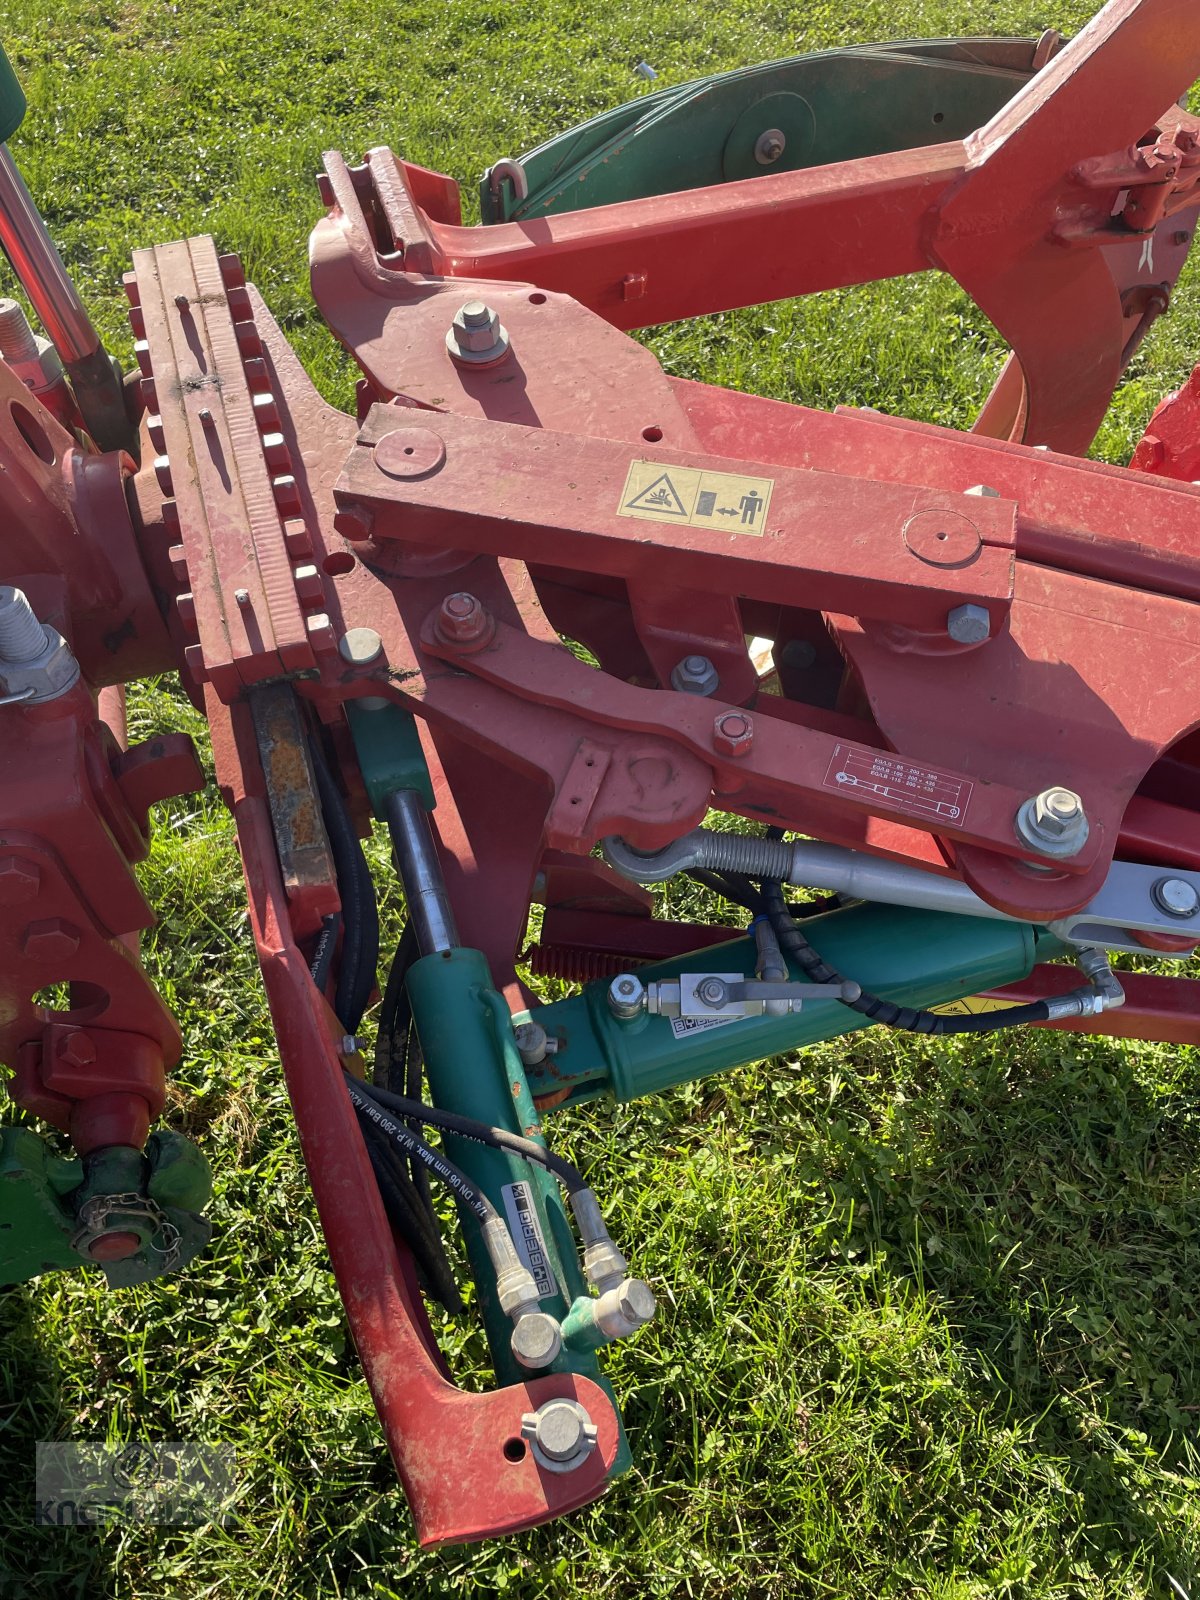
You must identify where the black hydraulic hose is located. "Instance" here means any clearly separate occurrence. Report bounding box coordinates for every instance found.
[309,741,379,1034]
[344,1074,496,1223]
[356,1077,589,1195]
[309,911,341,996]
[358,1115,463,1312]
[759,879,1053,1035]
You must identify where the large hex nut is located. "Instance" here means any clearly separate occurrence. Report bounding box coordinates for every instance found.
[713,710,754,758]
[7,337,64,396]
[0,624,81,703]
[446,300,510,365]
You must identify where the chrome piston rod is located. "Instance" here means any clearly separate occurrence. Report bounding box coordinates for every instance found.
[384,788,460,955]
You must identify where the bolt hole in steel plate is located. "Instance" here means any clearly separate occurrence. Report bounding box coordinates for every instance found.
[31,980,109,1024]
[503,1438,527,1463]
[374,427,447,480]
[322,551,356,577]
[902,509,983,568]
[721,93,816,180]
[10,400,55,464]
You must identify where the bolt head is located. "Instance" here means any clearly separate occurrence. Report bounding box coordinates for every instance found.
[55,1030,96,1069]
[436,592,491,644]
[607,973,646,1019]
[713,710,754,758]
[1152,876,1200,919]
[617,1278,657,1326]
[964,484,1000,498]
[0,856,39,904]
[22,918,81,963]
[510,1310,562,1369]
[947,603,991,645]
[670,654,719,696]
[338,627,383,666]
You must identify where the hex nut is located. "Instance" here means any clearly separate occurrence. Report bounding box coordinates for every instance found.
[446,300,510,365]
[22,918,82,963]
[1014,787,1089,857]
[436,592,492,647]
[0,624,81,703]
[669,654,720,696]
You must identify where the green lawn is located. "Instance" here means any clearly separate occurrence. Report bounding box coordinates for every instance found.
[2,1,1199,1596]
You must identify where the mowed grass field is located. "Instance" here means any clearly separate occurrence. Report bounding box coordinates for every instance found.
[2,1,1200,1596]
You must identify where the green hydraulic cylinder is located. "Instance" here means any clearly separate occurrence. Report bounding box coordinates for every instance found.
[0,43,24,144]
[520,904,1056,1108]
[405,946,632,1473]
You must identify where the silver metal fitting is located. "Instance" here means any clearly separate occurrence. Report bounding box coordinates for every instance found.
[337,627,383,666]
[513,1020,557,1066]
[1014,786,1089,858]
[607,973,647,1020]
[570,1189,630,1291]
[754,128,786,165]
[669,654,720,696]
[592,1278,657,1340]
[510,1310,563,1370]
[519,1399,598,1473]
[446,300,510,366]
[0,297,63,396]
[946,603,991,645]
[1152,876,1200,919]
[964,484,1000,498]
[0,587,79,704]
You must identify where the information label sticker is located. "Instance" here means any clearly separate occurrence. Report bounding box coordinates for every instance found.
[618,461,774,535]
[822,743,973,826]
[501,1180,558,1301]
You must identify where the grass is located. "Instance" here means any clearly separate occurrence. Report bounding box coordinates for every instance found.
[1,0,1199,1595]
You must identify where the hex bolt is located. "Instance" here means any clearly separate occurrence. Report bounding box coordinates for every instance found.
[1014,786,1089,857]
[55,1031,96,1069]
[233,588,251,608]
[338,627,383,666]
[713,710,754,757]
[946,603,991,645]
[607,973,647,1020]
[754,128,786,165]
[436,591,491,645]
[0,587,50,662]
[695,976,728,1009]
[0,298,39,363]
[446,299,510,365]
[22,918,81,963]
[510,1310,562,1370]
[520,1399,599,1472]
[670,654,720,696]
[1152,876,1200,919]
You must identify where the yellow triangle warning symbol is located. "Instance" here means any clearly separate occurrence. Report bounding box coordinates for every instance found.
[624,472,688,517]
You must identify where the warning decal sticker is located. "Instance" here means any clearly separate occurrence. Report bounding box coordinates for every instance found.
[929,996,1025,1016]
[618,461,774,535]
[822,743,973,826]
